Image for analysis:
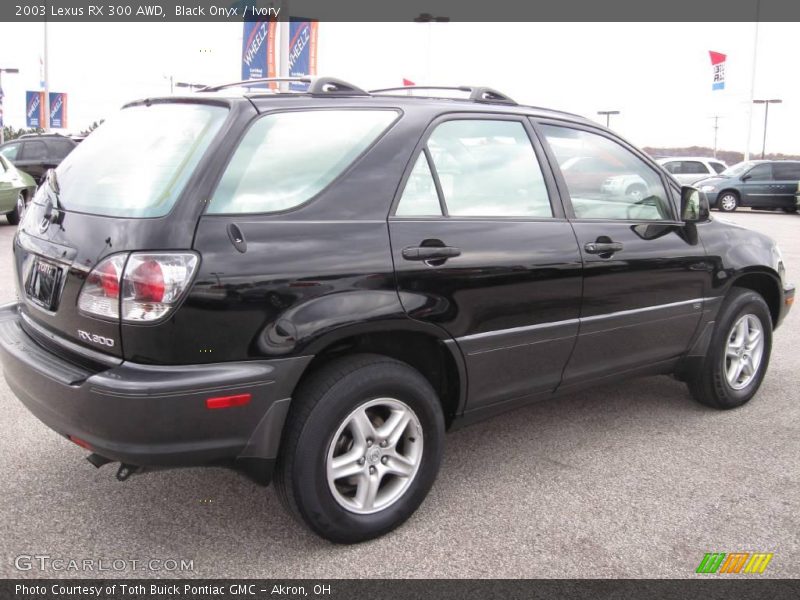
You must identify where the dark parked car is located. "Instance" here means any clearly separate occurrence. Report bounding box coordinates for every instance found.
[0,133,80,183]
[0,78,793,543]
[696,160,800,212]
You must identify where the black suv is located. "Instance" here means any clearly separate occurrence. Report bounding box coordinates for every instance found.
[0,78,793,543]
[0,133,80,183]
[696,159,800,212]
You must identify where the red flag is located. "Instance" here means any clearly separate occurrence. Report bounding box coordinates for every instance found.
[709,51,726,65]
[402,78,415,86]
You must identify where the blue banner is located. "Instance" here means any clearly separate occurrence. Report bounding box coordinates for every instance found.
[288,20,318,91]
[26,91,44,128]
[242,20,276,89]
[49,92,67,129]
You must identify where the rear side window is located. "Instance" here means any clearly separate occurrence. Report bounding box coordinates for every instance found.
[710,161,726,174]
[47,139,75,159]
[773,163,800,180]
[208,110,398,214]
[21,141,47,160]
[395,119,552,218]
[55,103,228,218]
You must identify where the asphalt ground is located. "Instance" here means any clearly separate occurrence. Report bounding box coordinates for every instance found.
[1,209,798,579]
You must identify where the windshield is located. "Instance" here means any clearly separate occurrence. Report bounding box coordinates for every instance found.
[721,161,759,178]
[54,103,228,218]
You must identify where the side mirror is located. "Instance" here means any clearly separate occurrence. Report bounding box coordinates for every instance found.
[680,186,710,222]
[741,173,752,182]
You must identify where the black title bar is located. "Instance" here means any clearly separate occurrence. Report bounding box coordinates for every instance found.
[3,0,800,22]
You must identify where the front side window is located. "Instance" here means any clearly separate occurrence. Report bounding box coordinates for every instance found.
[746,164,772,181]
[710,162,726,174]
[0,142,20,161]
[208,110,398,214]
[540,124,672,221]
[395,119,552,218]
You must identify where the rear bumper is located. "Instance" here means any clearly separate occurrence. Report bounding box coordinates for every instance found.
[0,304,311,469]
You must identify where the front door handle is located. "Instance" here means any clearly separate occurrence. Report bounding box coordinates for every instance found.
[584,241,624,255]
[402,246,461,261]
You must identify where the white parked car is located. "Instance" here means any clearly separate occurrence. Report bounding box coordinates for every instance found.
[657,157,728,185]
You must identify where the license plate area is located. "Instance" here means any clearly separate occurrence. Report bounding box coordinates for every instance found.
[25,257,64,311]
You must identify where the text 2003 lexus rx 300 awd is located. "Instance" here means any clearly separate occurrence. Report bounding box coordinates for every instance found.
[0,77,794,543]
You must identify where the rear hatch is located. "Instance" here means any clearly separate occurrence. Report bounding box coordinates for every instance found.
[13,100,232,362]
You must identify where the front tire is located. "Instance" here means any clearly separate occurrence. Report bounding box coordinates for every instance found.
[717,192,739,212]
[275,354,445,543]
[687,288,772,409]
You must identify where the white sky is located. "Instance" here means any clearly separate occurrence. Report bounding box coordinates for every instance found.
[0,21,797,154]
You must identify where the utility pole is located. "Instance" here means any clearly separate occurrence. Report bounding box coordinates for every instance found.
[711,115,720,158]
[0,67,20,145]
[597,110,620,128]
[744,0,761,160]
[753,99,782,159]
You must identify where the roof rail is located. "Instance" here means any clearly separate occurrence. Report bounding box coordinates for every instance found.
[369,85,517,106]
[198,76,369,96]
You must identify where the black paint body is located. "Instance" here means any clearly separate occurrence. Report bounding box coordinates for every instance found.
[0,93,793,478]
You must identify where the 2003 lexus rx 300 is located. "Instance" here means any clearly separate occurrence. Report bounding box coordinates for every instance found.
[0,77,793,543]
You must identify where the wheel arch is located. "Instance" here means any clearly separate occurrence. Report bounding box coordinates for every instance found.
[730,269,782,328]
[296,321,467,428]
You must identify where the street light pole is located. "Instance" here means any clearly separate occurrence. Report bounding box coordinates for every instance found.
[597,110,620,128]
[0,67,20,145]
[753,99,782,159]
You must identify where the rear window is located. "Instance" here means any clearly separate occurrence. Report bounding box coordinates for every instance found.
[207,109,398,214]
[54,103,228,218]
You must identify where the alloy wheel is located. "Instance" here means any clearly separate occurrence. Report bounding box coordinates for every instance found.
[326,397,423,515]
[724,314,765,390]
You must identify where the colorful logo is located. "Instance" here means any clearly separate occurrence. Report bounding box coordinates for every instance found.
[696,552,773,574]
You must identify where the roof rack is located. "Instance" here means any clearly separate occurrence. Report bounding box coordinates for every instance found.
[198,76,369,96]
[369,85,517,106]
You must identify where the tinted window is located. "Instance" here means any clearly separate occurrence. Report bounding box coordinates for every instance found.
[47,139,75,159]
[209,110,397,214]
[21,141,47,160]
[683,161,710,174]
[772,163,800,180]
[423,119,552,217]
[710,162,726,174]
[55,103,228,218]
[663,161,681,174]
[0,142,21,161]
[396,153,442,216]
[541,124,671,221]
[746,164,772,181]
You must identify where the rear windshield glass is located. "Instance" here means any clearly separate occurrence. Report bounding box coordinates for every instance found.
[207,109,398,214]
[54,103,228,218]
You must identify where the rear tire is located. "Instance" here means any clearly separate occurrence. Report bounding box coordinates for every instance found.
[274,354,445,543]
[717,192,738,212]
[6,191,25,226]
[687,288,772,409]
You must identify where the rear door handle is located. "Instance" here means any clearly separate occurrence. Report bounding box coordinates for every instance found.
[402,246,461,261]
[584,241,624,255]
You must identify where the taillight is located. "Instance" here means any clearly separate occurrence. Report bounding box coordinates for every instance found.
[121,253,198,322]
[78,252,198,323]
[77,255,126,319]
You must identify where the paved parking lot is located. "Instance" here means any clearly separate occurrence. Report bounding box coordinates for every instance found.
[1,210,798,579]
